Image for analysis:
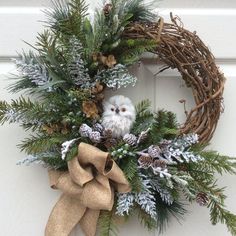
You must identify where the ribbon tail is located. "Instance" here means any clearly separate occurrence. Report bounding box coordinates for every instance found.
[45,194,86,236]
[80,209,100,236]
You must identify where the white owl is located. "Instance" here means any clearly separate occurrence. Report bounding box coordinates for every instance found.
[101,95,136,138]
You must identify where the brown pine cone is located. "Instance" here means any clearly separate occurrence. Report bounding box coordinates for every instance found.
[196,192,209,206]
[152,159,167,170]
[138,155,153,169]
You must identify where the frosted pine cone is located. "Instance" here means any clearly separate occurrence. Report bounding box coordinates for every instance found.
[138,155,153,169]
[196,192,209,206]
[89,131,101,143]
[152,159,167,170]
[123,133,137,146]
[79,124,92,137]
[93,123,104,133]
[148,145,161,158]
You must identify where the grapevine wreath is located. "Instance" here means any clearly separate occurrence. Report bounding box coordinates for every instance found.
[0,0,236,235]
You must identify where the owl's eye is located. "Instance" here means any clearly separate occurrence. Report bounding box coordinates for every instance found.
[111,108,115,112]
[121,108,126,112]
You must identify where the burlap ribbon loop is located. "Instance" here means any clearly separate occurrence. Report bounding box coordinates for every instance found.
[45,142,130,236]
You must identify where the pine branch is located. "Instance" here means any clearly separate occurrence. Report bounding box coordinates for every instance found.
[118,0,157,22]
[44,0,89,39]
[137,207,157,231]
[115,39,157,65]
[155,199,187,234]
[9,51,50,93]
[150,110,178,143]
[118,156,142,192]
[198,150,236,175]
[209,199,236,236]
[18,133,69,155]
[132,99,154,134]
[99,209,119,236]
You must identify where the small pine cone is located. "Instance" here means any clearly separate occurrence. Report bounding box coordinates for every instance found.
[79,124,92,137]
[93,123,104,133]
[152,159,167,170]
[103,3,112,16]
[104,138,118,149]
[196,192,209,206]
[137,131,148,144]
[123,134,137,146]
[89,131,101,143]
[103,129,113,138]
[138,155,153,169]
[148,145,161,158]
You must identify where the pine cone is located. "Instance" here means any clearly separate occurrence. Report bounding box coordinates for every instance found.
[123,134,137,146]
[79,124,92,137]
[103,3,112,16]
[152,159,167,170]
[103,129,113,139]
[148,145,161,158]
[89,131,101,143]
[93,123,104,133]
[138,155,153,169]
[196,192,209,206]
[104,138,118,149]
[123,133,137,146]
[137,130,149,144]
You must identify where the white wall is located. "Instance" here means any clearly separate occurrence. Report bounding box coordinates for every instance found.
[0,1,236,236]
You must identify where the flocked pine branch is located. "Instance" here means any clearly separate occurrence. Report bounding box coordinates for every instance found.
[9,51,50,93]
[67,36,91,87]
[95,64,137,89]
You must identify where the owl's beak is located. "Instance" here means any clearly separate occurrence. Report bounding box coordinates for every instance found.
[115,108,120,114]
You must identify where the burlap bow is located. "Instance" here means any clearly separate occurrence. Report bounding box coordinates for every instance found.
[45,142,131,236]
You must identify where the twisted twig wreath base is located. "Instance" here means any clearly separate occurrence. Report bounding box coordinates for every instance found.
[123,13,226,143]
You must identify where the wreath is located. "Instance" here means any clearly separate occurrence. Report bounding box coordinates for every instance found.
[0,0,235,235]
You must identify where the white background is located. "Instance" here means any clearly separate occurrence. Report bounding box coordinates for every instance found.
[0,0,236,235]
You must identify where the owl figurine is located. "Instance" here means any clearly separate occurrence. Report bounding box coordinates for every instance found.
[101,95,136,138]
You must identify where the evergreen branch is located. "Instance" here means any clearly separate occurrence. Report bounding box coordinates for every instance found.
[209,199,236,236]
[118,155,142,192]
[198,150,236,175]
[99,209,119,236]
[118,0,157,22]
[41,153,68,170]
[137,207,157,231]
[44,0,89,39]
[115,39,157,64]
[132,99,153,134]
[155,199,187,234]
[18,133,69,155]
